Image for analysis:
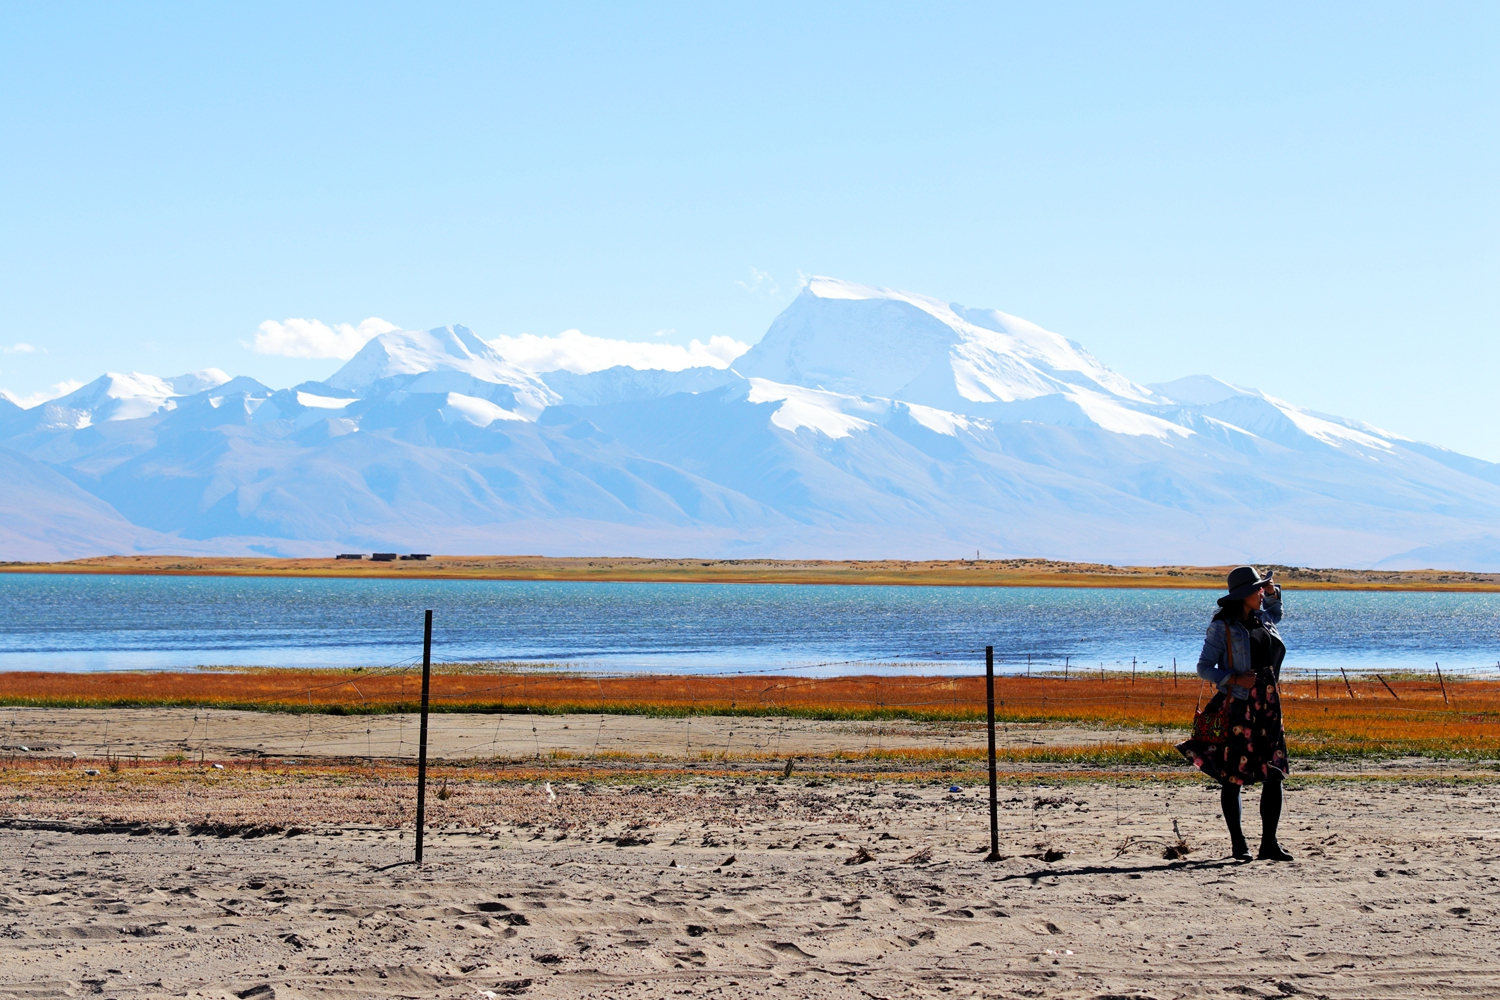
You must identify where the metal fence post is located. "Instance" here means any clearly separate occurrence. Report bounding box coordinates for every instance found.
[415,609,433,864]
[985,645,1000,862]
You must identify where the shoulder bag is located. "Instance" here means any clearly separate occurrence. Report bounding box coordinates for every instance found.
[1191,620,1235,744]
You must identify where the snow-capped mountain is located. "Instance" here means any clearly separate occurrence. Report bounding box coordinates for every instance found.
[325,324,558,421]
[10,369,231,432]
[739,278,1152,404]
[3,278,1499,569]
[734,277,1181,438]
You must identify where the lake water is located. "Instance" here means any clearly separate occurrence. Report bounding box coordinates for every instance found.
[1,573,1497,677]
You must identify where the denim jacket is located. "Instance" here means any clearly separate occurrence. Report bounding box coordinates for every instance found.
[1195,589,1286,700]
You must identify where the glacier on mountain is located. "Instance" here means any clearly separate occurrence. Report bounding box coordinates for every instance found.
[3,277,1499,569]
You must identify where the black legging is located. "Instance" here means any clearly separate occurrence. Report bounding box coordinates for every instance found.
[1221,771,1282,848]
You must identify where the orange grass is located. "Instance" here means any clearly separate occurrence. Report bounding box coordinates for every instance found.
[1,670,1496,755]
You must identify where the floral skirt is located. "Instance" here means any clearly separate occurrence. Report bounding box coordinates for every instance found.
[1177,675,1289,786]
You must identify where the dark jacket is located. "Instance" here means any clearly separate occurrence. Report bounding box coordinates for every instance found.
[1194,589,1286,700]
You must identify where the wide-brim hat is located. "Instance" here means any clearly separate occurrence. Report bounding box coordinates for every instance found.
[1217,565,1272,605]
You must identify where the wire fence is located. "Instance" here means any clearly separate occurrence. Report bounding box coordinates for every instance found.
[2,649,1498,768]
[0,625,1496,877]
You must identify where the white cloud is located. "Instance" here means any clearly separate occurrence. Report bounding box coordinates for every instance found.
[251,317,398,359]
[1,379,84,409]
[487,329,751,374]
[1,343,37,354]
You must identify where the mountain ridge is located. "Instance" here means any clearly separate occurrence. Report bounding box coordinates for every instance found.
[3,278,1497,569]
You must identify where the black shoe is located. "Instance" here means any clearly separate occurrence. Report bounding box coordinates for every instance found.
[1231,838,1252,861]
[1257,842,1294,861]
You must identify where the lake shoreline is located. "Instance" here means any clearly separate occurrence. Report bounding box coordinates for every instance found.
[3,554,1498,591]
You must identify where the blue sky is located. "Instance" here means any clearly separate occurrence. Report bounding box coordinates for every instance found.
[2,3,1496,458]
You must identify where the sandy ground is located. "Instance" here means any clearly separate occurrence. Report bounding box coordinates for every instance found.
[2,713,1499,999]
[0,707,1169,763]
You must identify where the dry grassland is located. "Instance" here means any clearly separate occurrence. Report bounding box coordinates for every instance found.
[4,554,1499,590]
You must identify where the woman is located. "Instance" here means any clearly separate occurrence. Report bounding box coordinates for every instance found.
[1177,566,1293,861]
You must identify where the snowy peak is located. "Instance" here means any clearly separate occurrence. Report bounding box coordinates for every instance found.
[735,277,1161,439]
[740,277,1157,409]
[23,370,232,430]
[328,325,522,390]
[802,276,953,315]
[735,278,960,399]
[326,324,560,419]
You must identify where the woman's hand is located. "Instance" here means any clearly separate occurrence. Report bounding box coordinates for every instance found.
[1231,672,1257,688]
